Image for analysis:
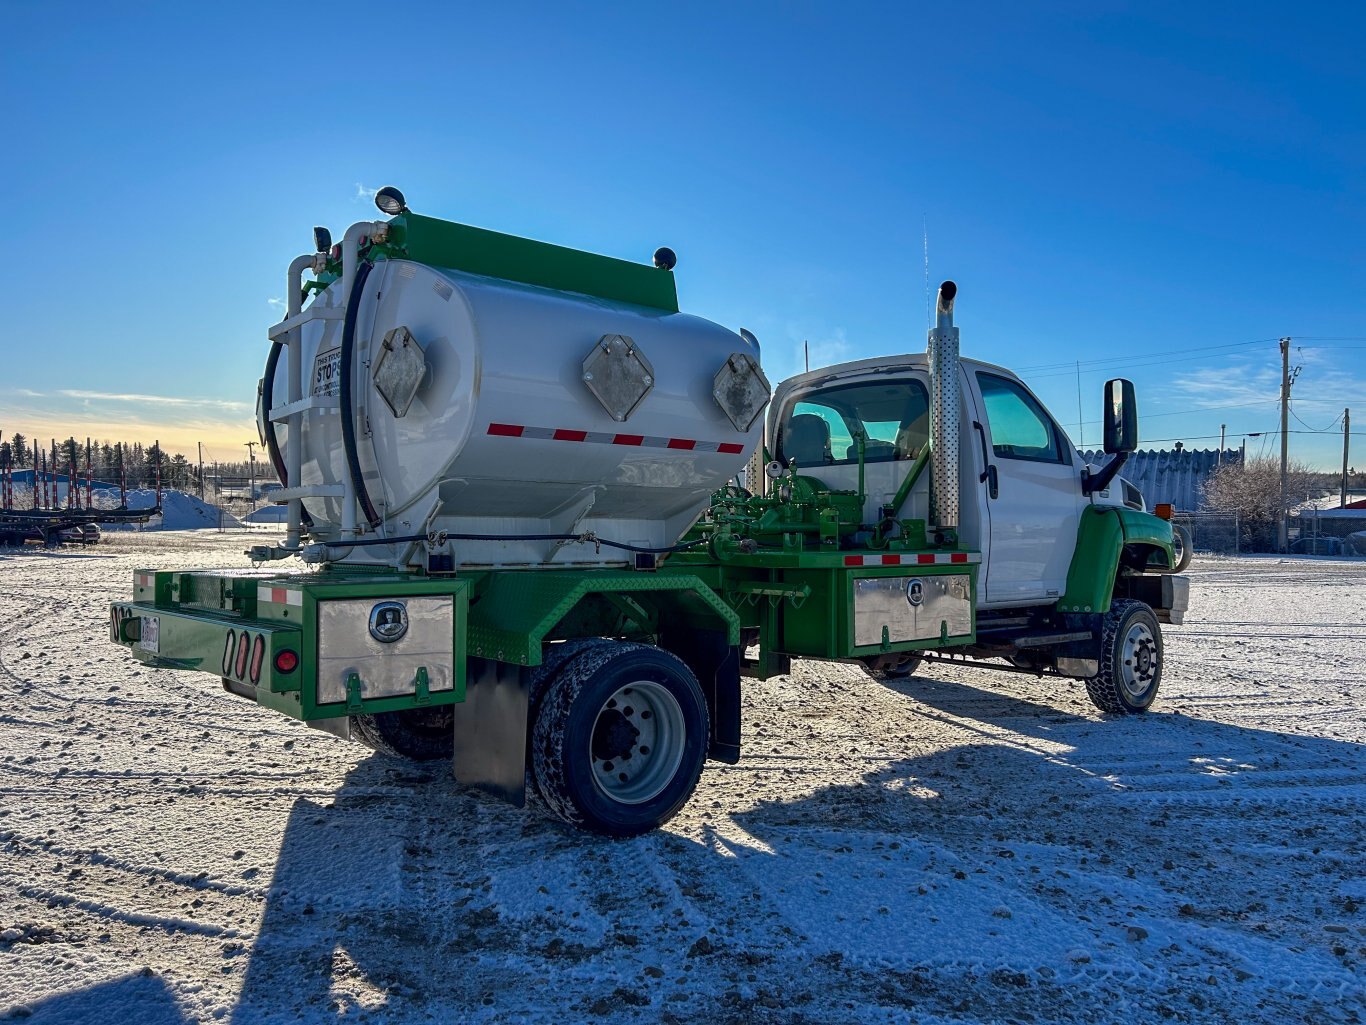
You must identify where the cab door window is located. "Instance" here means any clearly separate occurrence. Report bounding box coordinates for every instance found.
[977,373,1066,463]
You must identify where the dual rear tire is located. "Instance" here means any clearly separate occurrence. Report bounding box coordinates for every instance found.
[352,641,710,836]
[529,642,708,837]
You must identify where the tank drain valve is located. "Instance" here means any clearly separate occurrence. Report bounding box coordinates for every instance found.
[245,543,296,563]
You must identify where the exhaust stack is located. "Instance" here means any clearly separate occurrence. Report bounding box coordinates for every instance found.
[928,280,960,535]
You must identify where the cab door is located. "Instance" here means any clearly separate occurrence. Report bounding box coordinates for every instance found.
[970,371,1085,606]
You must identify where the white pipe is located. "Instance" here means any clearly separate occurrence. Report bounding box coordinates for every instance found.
[285,253,315,318]
[341,221,386,306]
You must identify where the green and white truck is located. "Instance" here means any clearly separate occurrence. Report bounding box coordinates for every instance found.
[110,189,1188,835]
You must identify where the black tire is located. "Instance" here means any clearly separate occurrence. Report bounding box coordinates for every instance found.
[531,642,708,837]
[1171,524,1193,572]
[1085,599,1163,714]
[861,653,924,680]
[351,706,456,761]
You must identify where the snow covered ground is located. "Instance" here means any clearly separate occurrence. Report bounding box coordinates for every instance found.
[0,534,1362,1024]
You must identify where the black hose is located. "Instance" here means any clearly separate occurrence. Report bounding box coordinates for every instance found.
[340,259,382,528]
[260,339,312,528]
[325,531,710,554]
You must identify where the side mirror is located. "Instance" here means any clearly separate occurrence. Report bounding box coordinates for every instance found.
[1102,378,1138,454]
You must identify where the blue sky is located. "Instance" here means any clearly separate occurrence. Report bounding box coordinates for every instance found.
[2,2,1363,467]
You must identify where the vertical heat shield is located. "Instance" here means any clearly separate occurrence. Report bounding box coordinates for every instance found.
[928,280,960,533]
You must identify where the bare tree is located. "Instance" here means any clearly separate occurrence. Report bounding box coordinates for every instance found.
[1202,456,1317,551]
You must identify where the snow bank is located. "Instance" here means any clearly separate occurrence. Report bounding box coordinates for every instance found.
[92,488,241,530]
[243,505,288,524]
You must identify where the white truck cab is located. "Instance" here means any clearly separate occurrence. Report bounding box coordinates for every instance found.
[763,282,1188,715]
[770,355,1093,608]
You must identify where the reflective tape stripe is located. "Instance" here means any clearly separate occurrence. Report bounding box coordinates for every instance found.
[256,585,303,606]
[486,423,745,455]
[842,553,981,567]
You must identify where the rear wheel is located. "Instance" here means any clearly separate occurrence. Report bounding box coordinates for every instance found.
[1085,599,1163,714]
[351,706,455,761]
[861,653,924,680]
[531,642,707,836]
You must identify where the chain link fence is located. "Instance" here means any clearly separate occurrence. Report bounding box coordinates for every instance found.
[1288,513,1366,556]
[1171,511,1241,555]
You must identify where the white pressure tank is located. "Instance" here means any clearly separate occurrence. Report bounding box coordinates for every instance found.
[268,259,766,566]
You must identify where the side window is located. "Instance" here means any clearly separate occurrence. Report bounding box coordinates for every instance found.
[777,380,929,467]
[977,373,1065,463]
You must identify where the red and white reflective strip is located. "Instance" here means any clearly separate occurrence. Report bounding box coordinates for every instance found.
[842,552,980,567]
[257,585,304,607]
[487,423,746,456]
[136,572,155,589]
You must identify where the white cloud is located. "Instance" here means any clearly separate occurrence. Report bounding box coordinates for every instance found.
[57,390,251,412]
[267,296,283,308]
[354,182,379,201]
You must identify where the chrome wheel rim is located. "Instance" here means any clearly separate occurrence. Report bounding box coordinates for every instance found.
[1120,621,1159,700]
[589,680,686,805]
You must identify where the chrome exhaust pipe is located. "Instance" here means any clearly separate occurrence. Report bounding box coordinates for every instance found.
[928,280,960,534]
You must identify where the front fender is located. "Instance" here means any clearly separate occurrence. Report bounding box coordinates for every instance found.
[1058,507,1174,614]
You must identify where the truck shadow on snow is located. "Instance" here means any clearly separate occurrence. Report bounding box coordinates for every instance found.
[49,673,1343,1024]
[13,973,189,1025]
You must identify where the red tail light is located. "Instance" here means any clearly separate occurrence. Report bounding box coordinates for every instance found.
[235,632,250,679]
[274,649,298,674]
[249,634,266,685]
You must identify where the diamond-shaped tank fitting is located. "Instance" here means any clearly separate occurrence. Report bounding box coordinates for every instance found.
[581,334,655,422]
[712,352,771,432]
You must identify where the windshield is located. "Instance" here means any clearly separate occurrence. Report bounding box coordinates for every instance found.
[776,379,929,468]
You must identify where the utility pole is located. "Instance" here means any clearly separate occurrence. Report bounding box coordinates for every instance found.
[245,441,259,510]
[1343,408,1352,509]
[198,442,204,500]
[1278,337,1291,552]
[1218,424,1226,466]
[1076,361,1084,449]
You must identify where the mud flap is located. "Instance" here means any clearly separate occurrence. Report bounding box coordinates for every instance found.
[663,627,741,764]
[451,657,530,806]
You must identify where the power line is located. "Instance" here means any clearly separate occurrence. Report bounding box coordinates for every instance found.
[1074,397,1277,428]
[1011,336,1275,373]
[1014,338,1359,382]
[1135,429,1366,444]
[1288,404,1344,433]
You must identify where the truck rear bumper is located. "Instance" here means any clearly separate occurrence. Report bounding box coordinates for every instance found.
[110,569,471,721]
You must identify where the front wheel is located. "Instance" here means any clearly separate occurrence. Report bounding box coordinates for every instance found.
[531,642,708,837]
[1085,599,1163,714]
[1170,523,1193,572]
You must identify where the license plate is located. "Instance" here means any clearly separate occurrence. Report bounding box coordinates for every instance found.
[311,349,341,397]
[137,616,160,653]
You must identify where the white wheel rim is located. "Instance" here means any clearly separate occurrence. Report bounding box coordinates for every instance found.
[1119,621,1158,700]
[589,680,686,805]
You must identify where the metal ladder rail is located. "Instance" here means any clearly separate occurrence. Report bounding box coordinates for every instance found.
[268,221,388,551]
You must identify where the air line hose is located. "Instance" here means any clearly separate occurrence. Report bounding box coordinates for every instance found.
[340,259,382,529]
